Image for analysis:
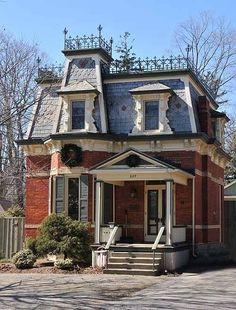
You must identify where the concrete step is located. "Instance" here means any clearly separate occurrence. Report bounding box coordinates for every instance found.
[103,268,159,276]
[109,257,162,264]
[107,262,160,270]
[111,251,162,258]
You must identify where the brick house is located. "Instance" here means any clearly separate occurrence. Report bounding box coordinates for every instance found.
[19,27,230,274]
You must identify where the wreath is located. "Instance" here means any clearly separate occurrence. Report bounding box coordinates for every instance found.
[126,154,140,167]
[60,144,82,167]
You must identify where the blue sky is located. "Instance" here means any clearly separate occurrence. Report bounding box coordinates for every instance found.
[1,0,236,108]
[1,0,236,62]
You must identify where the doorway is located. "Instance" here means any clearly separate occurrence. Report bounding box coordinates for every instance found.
[144,185,166,242]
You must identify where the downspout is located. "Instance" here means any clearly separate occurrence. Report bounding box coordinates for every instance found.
[192,177,197,257]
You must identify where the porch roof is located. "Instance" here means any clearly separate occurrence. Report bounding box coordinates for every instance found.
[89,148,194,185]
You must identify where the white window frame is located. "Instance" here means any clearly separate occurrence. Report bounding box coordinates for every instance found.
[62,93,98,133]
[71,100,86,131]
[93,180,116,224]
[144,100,160,132]
[131,92,172,135]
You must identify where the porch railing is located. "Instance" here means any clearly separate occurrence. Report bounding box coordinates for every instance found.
[152,226,165,270]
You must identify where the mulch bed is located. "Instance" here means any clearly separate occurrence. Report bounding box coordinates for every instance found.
[0,261,103,274]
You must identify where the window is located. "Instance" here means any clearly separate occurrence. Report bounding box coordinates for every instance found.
[144,101,159,130]
[54,175,88,222]
[93,181,114,224]
[103,183,114,224]
[72,101,85,130]
[68,178,79,220]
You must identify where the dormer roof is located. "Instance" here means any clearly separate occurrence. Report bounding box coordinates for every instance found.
[57,80,99,95]
[129,82,174,95]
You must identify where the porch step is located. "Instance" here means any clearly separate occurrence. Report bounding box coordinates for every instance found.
[109,257,162,264]
[104,250,164,276]
[111,251,161,258]
[107,262,160,270]
[103,268,159,276]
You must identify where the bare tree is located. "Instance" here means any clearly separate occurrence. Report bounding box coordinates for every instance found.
[0,30,41,207]
[175,11,236,103]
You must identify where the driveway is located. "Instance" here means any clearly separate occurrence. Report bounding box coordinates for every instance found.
[0,267,236,309]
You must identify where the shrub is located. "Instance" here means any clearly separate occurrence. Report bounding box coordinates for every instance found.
[34,213,92,264]
[0,205,25,218]
[25,237,38,256]
[12,249,36,269]
[54,258,74,270]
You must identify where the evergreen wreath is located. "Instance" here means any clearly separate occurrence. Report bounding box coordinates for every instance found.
[60,144,82,167]
[126,154,140,167]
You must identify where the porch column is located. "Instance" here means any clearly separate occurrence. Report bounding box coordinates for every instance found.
[166,180,174,246]
[95,180,103,244]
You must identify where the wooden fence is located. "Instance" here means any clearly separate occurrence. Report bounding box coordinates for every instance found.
[0,217,25,259]
[224,201,236,261]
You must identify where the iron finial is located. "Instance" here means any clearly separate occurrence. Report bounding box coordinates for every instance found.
[98,24,103,38]
[185,44,192,67]
[63,28,68,49]
[186,44,191,58]
[63,27,68,36]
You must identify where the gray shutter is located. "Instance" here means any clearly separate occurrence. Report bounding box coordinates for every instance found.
[79,175,88,222]
[55,176,64,214]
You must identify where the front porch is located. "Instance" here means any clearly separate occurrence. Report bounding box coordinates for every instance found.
[90,148,194,274]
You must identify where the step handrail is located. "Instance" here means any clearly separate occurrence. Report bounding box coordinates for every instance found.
[152,226,165,271]
[152,226,165,250]
[104,225,119,250]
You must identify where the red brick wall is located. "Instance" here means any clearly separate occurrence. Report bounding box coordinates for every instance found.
[115,181,144,242]
[50,150,112,169]
[27,155,51,173]
[175,180,193,226]
[25,176,49,237]
[25,149,224,245]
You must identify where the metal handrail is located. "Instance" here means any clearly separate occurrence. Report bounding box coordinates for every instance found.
[152,226,165,270]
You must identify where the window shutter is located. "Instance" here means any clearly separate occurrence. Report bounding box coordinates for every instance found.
[55,176,64,214]
[79,175,88,222]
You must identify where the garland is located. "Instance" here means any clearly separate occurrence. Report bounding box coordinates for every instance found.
[126,154,140,167]
[60,144,82,167]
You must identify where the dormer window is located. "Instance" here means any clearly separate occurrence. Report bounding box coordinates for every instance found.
[129,83,173,135]
[144,101,159,130]
[57,80,99,133]
[72,101,85,130]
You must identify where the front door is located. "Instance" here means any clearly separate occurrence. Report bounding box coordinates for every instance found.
[144,185,166,242]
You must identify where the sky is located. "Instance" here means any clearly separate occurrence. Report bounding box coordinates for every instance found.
[1,0,236,109]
